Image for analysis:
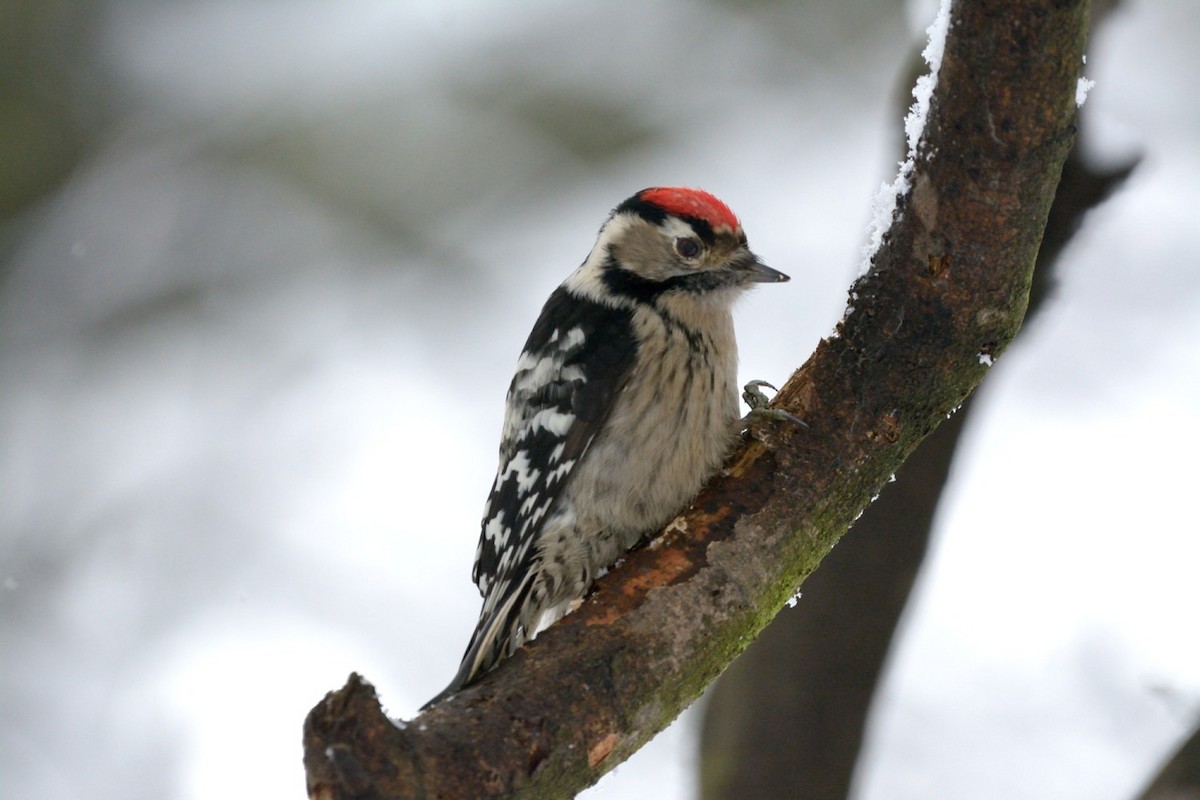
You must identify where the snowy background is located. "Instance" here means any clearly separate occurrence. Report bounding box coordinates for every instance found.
[2,1,1197,799]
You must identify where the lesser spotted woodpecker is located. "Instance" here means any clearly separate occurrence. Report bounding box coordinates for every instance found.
[427,187,787,706]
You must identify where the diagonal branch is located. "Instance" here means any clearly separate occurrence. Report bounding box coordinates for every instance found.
[302,2,1092,798]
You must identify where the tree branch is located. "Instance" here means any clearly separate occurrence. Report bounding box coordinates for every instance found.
[303,2,1092,797]
[697,3,1134,793]
[698,144,1136,800]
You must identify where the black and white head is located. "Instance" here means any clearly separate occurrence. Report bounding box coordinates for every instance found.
[574,186,788,305]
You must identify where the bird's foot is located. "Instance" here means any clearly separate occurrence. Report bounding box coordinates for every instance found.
[740,380,807,429]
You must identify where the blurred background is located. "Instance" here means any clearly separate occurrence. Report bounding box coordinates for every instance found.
[1,1,1197,799]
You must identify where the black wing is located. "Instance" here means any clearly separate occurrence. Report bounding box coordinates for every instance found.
[472,286,637,598]
[416,287,638,704]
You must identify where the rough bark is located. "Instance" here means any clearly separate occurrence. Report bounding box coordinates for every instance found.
[303,2,1091,798]
[697,144,1135,800]
[698,7,1136,791]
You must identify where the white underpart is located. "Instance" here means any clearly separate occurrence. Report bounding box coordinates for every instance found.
[861,0,953,276]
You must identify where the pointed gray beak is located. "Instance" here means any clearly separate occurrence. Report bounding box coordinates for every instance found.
[742,256,790,283]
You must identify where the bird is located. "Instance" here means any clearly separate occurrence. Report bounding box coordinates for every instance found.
[426,187,788,707]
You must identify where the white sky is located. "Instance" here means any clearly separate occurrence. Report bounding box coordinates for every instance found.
[1,1,1197,799]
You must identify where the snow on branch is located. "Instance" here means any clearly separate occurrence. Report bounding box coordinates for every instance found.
[863,0,953,274]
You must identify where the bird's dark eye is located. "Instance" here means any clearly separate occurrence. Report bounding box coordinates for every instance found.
[675,237,702,259]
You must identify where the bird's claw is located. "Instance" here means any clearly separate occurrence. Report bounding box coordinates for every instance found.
[742,379,776,411]
[740,380,807,429]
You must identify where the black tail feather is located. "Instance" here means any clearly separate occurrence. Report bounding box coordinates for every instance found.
[421,570,536,710]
